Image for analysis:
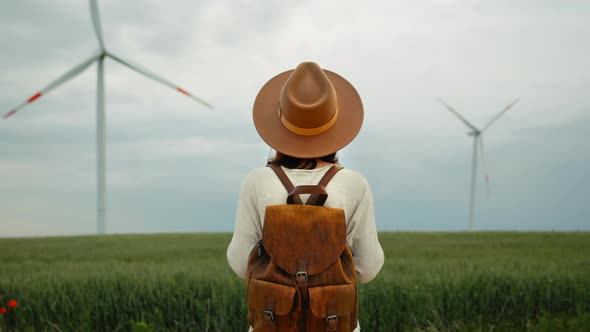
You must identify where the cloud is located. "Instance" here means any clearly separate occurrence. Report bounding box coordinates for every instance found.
[0,0,589,236]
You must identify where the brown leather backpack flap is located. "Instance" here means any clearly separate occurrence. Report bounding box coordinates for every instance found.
[248,279,296,316]
[308,284,356,318]
[263,204,346,275]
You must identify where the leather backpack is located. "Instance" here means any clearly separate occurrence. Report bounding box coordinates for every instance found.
[246,164,358,331]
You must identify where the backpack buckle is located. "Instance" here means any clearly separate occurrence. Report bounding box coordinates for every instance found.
[264,310,274,323]
[326,315,337,330]
[295,271,308,283]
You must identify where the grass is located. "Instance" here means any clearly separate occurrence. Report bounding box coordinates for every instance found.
[0,232,589,331]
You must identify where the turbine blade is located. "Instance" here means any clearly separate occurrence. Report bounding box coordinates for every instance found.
[481,97,520,133]
[4,53,100,119]
[89,0,105,49]
[106,52,213,109]
[478,136,491,197]
[437,98,479,132]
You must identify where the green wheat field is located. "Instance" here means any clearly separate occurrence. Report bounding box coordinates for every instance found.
[0,232,589,331]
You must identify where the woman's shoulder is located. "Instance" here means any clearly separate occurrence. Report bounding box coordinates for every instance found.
[332,167,371,194]
[238,167,275,189]
[241,165,370,189]
[242,166,274,181]
[334,167,370,185]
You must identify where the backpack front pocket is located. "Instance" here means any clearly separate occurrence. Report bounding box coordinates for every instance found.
[308,284,356,331]
[248,279,297,331]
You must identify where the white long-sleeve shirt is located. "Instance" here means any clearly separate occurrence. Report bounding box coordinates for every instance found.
[227,164,385,331]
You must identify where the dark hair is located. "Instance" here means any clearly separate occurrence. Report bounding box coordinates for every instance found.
[267,151,339,170]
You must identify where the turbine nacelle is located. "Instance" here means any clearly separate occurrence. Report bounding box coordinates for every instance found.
[467,130,481,137]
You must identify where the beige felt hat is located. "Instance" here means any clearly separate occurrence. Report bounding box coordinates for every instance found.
[252,62,364,158]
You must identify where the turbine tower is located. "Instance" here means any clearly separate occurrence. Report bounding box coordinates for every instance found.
[437,98,519,231]
[3,0,213,235]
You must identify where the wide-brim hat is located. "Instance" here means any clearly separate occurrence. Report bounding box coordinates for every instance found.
[253,62,364,158]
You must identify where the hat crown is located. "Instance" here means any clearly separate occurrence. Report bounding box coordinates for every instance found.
[279,62,338,129]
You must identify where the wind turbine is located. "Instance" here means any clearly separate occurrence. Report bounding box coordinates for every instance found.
[437,98,519,231]
[3,0,213,235]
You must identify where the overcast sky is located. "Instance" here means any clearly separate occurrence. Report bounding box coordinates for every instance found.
[1,0,588,237]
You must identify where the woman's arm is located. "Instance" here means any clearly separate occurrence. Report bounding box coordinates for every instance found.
[227,171,261,279]
[348,176,385,283]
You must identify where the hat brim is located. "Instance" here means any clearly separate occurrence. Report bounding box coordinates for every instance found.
[253,69,364,159]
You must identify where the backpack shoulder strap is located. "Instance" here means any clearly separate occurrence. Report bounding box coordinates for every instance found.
[307,165,344,206]
[318,164,344,187]
[268,164,303,204]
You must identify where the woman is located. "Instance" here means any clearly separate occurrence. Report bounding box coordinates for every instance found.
[227,62,384,331]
